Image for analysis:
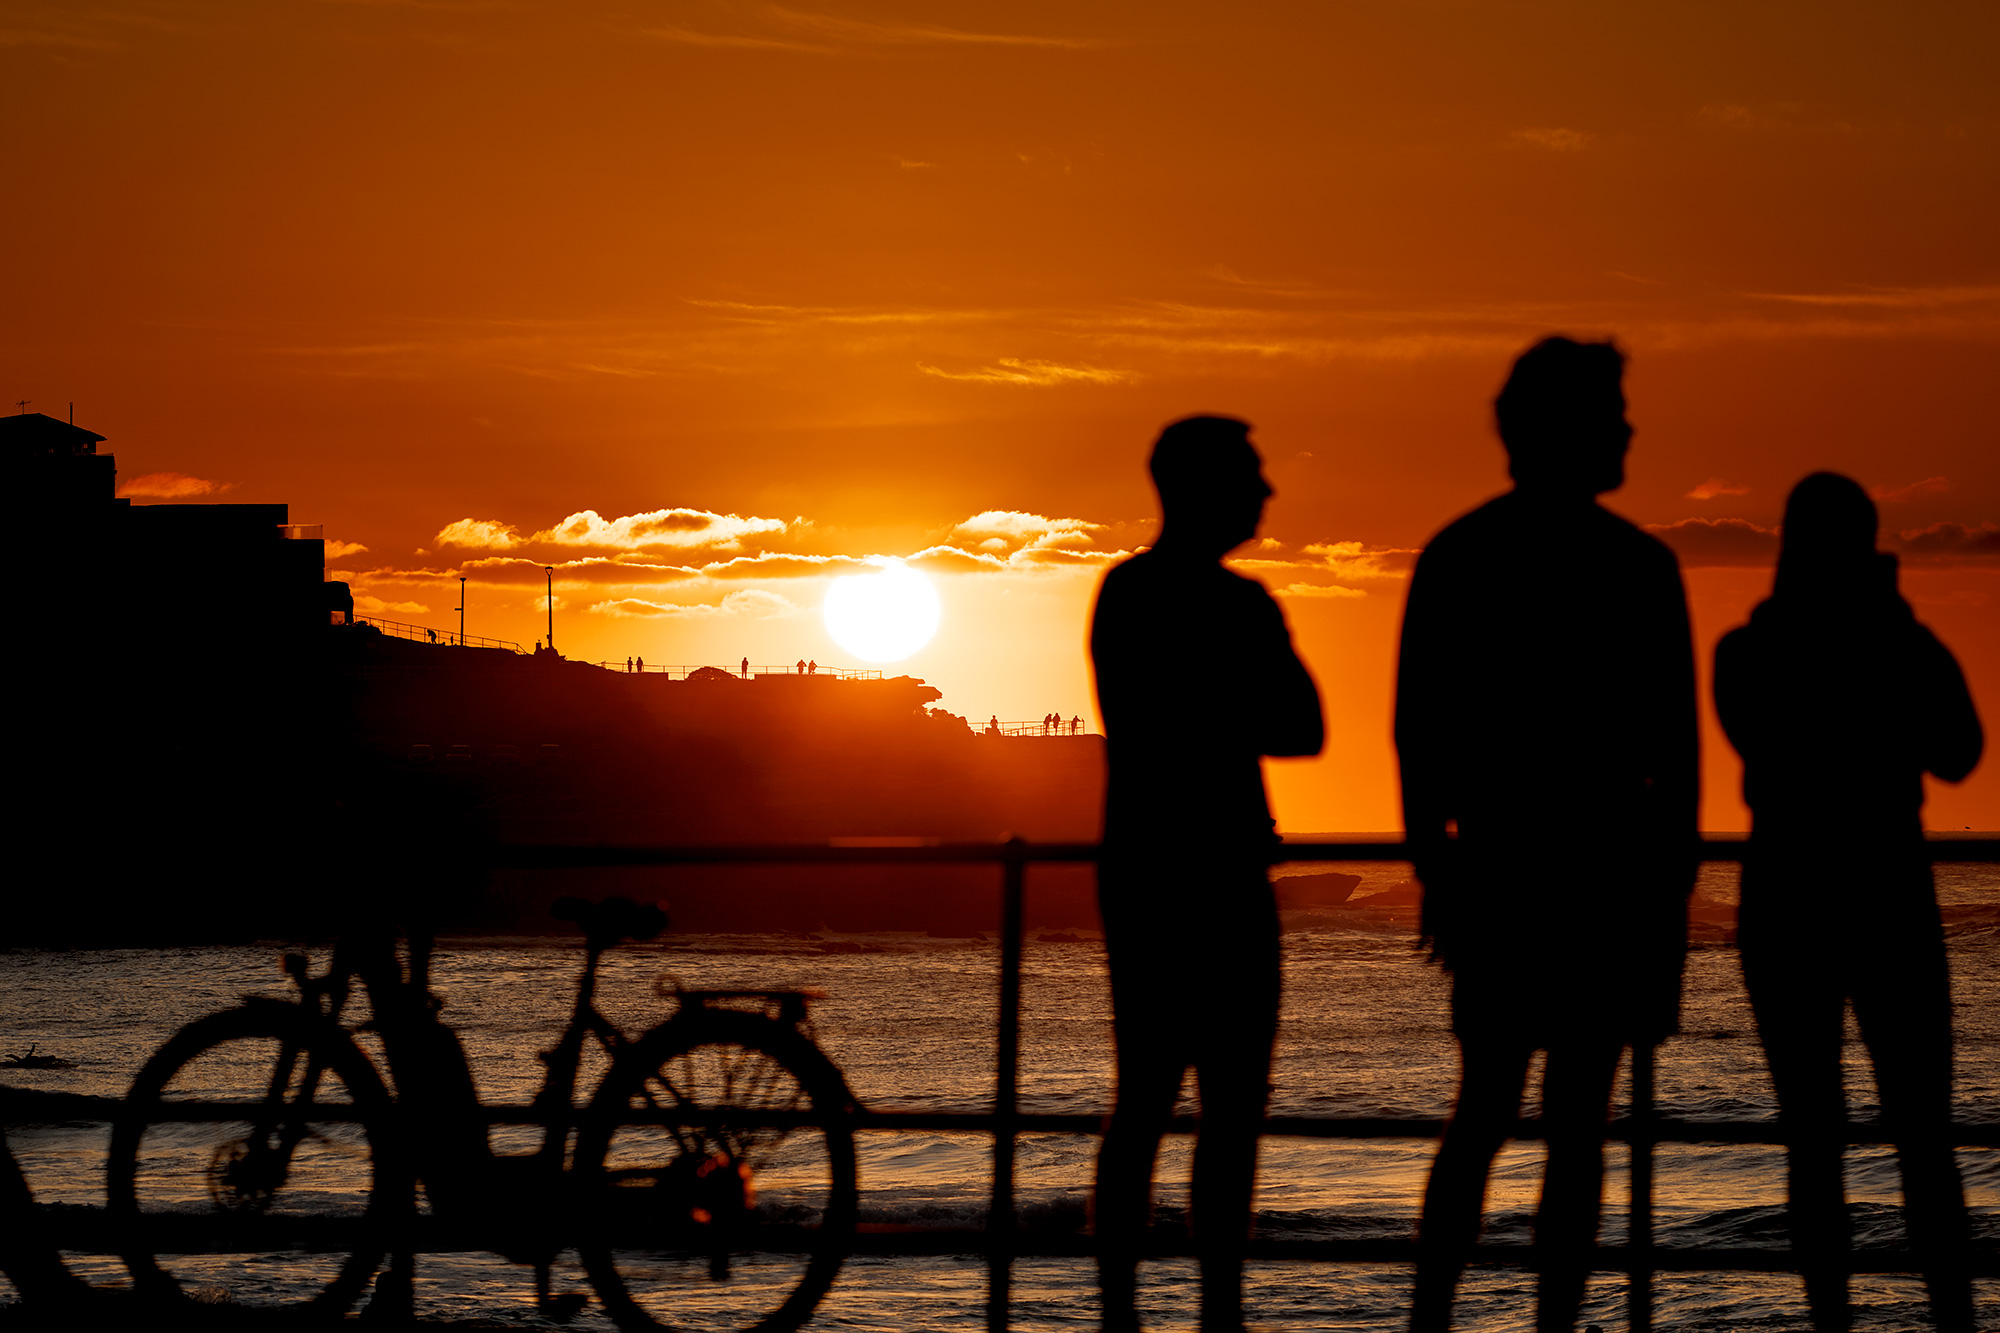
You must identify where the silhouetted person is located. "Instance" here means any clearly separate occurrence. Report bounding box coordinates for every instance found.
[1090,415,1323,1333]
[626,656,633,673]
[797,659,805,674]
[742,656,749,678]
[809,659,817,674]
[1397,338,1697,1333]
[1715,473,1982,1333]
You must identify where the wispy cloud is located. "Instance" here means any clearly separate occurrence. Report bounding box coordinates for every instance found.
[1645,517,1778,567]
[1686,477,1750,500]
[1749,285,2000,309]
[1872,476,1951,503]
[119,471,234,499]
[435,508,789,553]
[1277,582,1368,599]
[641,25,831,52]
[1511,127,1591,152]
[919,358,1134,386]
[1897,520,2000,564]
[1233,540,1416,593]
[646,3,1102,55]
[591,589,796,619]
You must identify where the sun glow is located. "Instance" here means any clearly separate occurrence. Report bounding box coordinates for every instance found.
[823,562,940,662]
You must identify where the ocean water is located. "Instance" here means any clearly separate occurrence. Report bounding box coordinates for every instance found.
[4,859,2000,1331]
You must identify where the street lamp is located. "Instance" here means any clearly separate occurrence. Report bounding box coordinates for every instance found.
[456,576,466,647]
[545,567,555,654]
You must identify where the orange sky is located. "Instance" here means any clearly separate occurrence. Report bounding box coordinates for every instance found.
[7,1,1998,831]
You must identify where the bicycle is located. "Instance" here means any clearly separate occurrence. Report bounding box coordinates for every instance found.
[105,897,860,1331]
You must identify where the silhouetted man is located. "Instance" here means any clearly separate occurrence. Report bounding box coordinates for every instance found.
[1090,415,1323,1333]
[1716,473,1981,1333]
[1396,338,1697,1333]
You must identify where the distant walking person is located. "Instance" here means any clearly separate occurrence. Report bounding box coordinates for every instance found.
[635,656,644,674]
[1090,415,1323,1333]
[797,659,806,675]
[742,656,750,678]
[1715,473,1981,1333]
[626,656,633,673]
[1397,338,1698,1333]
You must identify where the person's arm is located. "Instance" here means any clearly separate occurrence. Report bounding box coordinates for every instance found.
[1711,626,1760,768]
[1393,548,1462,957]
[1394,549,1451,847]
[1912,624,1983,784]
[1245,587,1323,758]
[1653,558,1701,884]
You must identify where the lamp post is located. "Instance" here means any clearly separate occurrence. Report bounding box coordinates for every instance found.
[456,577,466,646]
[545,567,555,654]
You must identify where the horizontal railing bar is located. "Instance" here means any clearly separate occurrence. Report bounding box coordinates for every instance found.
[23,1211,2000,1276]
[9,1091,1998,1147]
[486,837,2000,868]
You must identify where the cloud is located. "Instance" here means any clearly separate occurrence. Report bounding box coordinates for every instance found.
[1686,478,1750,500]
[761,3,1099,48]
[647,4,1101,55]
[1233,540,1416,590]
[118,471,233,499]
[435,508,788,553]
[1278,582,1368,599]
[918,358,1134,386]
[534,507,788,551]
[950,510,1103,552]
[324,540,370,559]
[1871,476,1951,503]
[905,545,1008,575]
[591,589,796,619]
[698,552,873,579]
[353,594,431,617]
[1511,127,1591,152]
[1645,517,1779,567]
[910,511,1128,572]
[435,518,521,549]
[1749,285,2000,309]
[1894,521,2000,564]
[642,25,831,52]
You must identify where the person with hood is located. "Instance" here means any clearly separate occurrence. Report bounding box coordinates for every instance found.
[1715,472,1982,1333]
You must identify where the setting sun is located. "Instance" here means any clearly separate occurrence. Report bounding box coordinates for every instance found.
[822,562,940,663]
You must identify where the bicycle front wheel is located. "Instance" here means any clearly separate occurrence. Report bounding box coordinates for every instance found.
[576,1008,858,1333]
[107,1002,400,1317]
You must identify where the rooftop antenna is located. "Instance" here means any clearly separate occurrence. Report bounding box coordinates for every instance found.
[14,400,27,414]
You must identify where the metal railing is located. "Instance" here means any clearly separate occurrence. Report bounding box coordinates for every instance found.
[352,614,524,654]
[8,836,1999,1330]
[495,835,2000,1333]
[592,662,884,680]
[978,720,1093,738]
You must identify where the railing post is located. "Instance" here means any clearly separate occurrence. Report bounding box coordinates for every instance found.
[987,836,1027,1333]
[1627,1040,1656,1333]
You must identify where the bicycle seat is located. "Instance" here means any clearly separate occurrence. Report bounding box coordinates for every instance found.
[552,896,669,949]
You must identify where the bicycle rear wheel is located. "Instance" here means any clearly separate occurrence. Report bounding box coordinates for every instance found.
[576,1007,858,1333]
[107,1002,401,1318]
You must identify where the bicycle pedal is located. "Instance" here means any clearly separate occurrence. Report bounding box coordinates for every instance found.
[540,1291,590,1323]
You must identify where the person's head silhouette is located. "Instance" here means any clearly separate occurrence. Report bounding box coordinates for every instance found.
[1774,471,1892,600]
[1496,337,1630,497]
[1150,415,1271,558]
